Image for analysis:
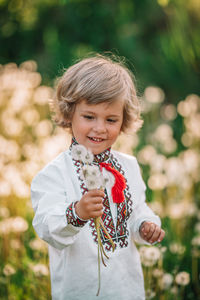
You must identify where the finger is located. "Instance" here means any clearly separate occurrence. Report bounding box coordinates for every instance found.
[92,210,103,218]
[146,223,156,240]
[157,229,165,242]
[91,203,104,211]
[141,222,151,236]
[90,197,104,204]
[87,189,105,198]
[148,226,161,243]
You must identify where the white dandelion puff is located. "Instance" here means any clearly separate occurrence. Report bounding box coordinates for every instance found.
[175,271,190,286]
[3,264,16,276]
[145,289,156,299]
[159,273,173,290]
[101,168,115,189]
[84,175,102,190]
[82,149,94,164]
[152,268,163,278]
[191,236,200,247]
[29,238,48,252]
[82,165,101,178]
[194,222,200,233]
[71,144,88,161]
[31,263,49,276]
[169,242,185,255]
[140,246,161,267]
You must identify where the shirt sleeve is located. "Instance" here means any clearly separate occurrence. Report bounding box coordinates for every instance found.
[127,158,161,245]
[31,162,87,250]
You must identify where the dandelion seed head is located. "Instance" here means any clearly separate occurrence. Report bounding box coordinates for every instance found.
[31,264,49,276]
[175,271,190,286]
[169,242,185,255]
[3,264,16,276]
[159,273,173,290]
[71,144,88,162]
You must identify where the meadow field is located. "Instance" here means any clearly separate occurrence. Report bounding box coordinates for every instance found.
[0,61,199,300]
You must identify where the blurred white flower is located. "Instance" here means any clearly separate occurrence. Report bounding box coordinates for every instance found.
[148,173,167,190]
[29,238,47,252]
[20,60,37,72]
[161,246,167,253]
[162,139,177,154]
[175,271,190,286]
[179,149,200,177]
[149,154,166,173]
[113,132,139,154]
[34,86,53,105]
[0,179,11,197]
[164,157,185,186]
[0,206,10,218]
[11,217,28,233]
[10,239,22,250]
[177,94,199,117]
[140,246,161,267]
[31,263,49,276]
[160,104,177,121]
[181,133,193,147]
[34,120,53,137]
[151,124,177,154]
[171,286,178,295]
[137,145,157,165]
[169,242,185,255]
[71,144,88,161]
[184,114,200,138]
[0,216,28,234]
[149,202,164,217]
[21,108,40,126]
[152,268,163,278]
[0,136,20,161]
[168,202,197,219]
[159,273,173,290]
[191,236,200,247]
[3,264,16,276]
[9,89,31,112]
[194,223,200,233]
[154,124,173,140]
[145,289,156,299]
[0,219,12,234]
[2,117,23,137]
[197,210,200,221]
[144,86,165,103]
[39,132,70,163]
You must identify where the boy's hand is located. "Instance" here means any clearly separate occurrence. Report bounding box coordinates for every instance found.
[139,221,165,244]
[75,189,104,220]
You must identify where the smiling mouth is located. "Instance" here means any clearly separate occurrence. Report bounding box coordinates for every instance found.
[88,137,105,142]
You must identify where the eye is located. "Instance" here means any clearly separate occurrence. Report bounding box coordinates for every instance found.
[107,118,117,123]
[83,115,94,120]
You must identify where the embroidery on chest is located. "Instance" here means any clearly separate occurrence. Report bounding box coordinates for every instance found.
[72,154,133,252]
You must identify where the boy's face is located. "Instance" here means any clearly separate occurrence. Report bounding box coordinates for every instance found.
[71,99,124,155]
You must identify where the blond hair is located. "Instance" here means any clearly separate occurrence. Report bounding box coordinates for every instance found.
[51,54,143,132]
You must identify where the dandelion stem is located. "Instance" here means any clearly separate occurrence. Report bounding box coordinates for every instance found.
[95,217,101,296]
[99,218,116,252]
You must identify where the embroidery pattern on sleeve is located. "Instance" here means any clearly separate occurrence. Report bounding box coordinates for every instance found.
[66,202,87,227]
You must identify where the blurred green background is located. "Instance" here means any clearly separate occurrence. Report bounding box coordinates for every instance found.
[0,0,200,299]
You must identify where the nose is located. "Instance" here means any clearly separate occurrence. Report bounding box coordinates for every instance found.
[93,119,106,134]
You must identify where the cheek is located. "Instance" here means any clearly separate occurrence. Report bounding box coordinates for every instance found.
[109,125,122,138]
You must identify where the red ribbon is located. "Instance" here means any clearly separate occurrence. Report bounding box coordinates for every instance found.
[100,162,126,204]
